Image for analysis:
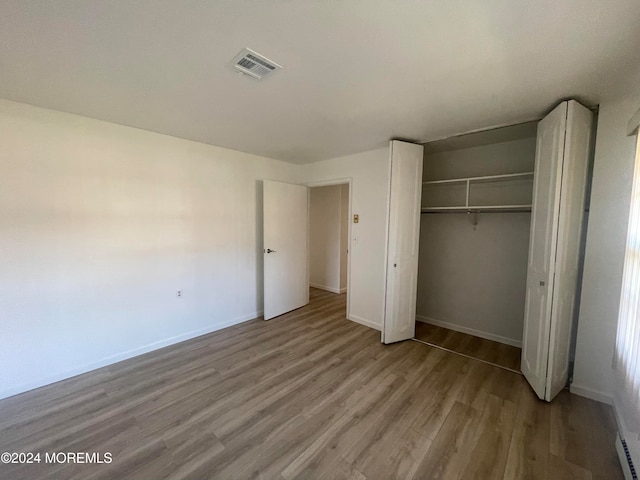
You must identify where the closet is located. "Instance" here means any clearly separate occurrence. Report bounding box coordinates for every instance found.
[389,100,593,402]
[417,123,536,351]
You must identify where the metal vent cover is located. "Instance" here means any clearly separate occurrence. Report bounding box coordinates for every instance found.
[616,433,638,480]
[231,48,282,80]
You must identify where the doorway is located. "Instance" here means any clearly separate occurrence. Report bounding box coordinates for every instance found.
[308,182,350,318]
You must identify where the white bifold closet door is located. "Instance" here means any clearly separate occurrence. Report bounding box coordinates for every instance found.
[382,140,424,344]
[522,100,593,401]
[263,180,309,320]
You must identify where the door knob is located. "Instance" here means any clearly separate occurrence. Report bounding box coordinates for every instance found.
[266,248,276,253]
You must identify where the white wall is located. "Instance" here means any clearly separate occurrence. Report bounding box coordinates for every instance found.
[340,184,349,291]
[300,148,390,331]
[309,185,343,293]
[422,138,537,180]
[572,90,640,404]
[0,99,296,399]
[417,214,531,346]
[417,138,535,346]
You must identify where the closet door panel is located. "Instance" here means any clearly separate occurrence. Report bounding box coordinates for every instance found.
[545,101,593,400]
[521,102,567,399]
[383,141,423,344]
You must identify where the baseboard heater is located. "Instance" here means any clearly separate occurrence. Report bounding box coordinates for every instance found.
[616,432,638,480]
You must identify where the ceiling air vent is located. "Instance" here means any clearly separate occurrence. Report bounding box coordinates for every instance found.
[231,48,282,80]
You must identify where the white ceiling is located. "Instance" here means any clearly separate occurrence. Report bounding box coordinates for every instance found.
[1,1,639,164]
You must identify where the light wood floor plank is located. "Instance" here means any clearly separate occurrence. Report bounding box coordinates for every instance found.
[415,321,522,371]
[458,394,518,480]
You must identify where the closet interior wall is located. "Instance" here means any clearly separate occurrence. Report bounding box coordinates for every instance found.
[416,129,537,347]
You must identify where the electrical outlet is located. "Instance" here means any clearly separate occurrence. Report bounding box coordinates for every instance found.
[176,290,183,298]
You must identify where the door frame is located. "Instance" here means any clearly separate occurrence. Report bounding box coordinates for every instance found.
[305,178,353,319]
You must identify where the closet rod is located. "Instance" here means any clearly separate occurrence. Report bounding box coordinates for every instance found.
[421,209,531,214]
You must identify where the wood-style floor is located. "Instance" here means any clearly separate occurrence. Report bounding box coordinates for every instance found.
[0,289,622,480]
[414,322,522,372]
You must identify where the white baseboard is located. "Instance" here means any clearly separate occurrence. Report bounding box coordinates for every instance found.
[310,282,343,294]
[0,311,262,401]
[348,314,381,331]
[569,383,614,405]
[415,315,522,348]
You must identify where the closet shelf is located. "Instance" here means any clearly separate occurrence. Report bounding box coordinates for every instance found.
[422,171,534,185]
[422,171,534,213]
[421,205,532,214]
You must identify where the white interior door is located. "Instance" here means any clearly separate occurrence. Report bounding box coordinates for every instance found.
[263,180,309,320]
[383,140,424,344]
[521,102,567,399]
[545,101,593,400]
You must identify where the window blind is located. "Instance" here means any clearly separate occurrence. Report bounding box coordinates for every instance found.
[615,125,640,442]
